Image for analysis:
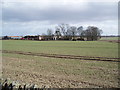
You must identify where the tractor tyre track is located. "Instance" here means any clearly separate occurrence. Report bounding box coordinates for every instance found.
[2,50,120,62]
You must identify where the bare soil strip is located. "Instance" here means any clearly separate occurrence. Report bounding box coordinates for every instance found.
[2,50,120,62]
[3,67,115,88]
[3,57,118,88]
[100,40,120,43]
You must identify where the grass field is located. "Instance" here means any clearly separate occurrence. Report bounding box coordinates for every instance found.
[1,40,119,88]
[2,40,118,58]
[100,37,119,40]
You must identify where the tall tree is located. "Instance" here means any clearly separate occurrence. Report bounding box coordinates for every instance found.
[69,26,77,37]
[84,26,103,41]
[77,26,83,37]
[55,26,61,40]
[56,23,70,36]
[47,29,53,36]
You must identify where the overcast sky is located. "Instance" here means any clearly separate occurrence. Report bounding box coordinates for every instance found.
[1,0,119,36]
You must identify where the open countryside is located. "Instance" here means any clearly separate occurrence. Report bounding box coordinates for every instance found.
[2,37,119,88]
[1,0,119,89]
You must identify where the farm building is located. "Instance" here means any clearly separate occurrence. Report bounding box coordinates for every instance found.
[9,36,23,40]
[23,35,61,41]
[2,35,87,41]
[2,36,12,40]
[23,35,86,41]
[24,35,40,40]
[2,36,23,40]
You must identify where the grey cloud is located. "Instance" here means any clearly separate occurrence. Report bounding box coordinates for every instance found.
[2,2,117,24]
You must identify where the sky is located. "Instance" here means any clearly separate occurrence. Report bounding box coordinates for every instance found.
[0,0,119,36]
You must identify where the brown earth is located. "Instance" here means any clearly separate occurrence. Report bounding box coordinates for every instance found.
[100,40,120,43]
[2,50,120,62]
[2,50,119,88]
[2,57,118,88]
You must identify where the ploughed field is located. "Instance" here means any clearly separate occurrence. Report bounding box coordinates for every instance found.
[1,39,119,88]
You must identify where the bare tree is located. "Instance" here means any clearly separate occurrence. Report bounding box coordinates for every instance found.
[70,26,77,37]
[77,26,83,37]
[47,29,53,36]
[55,26,61,40]
[56,23,70,36]
[84,26,103,41]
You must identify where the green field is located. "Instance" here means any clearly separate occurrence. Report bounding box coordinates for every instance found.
[2,40,118,58]
[1,40,119,88]
[100,37,119,40]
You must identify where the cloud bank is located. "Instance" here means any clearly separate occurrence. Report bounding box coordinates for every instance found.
[1,0,118,36]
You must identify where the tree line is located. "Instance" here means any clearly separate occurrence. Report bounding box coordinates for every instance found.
[47,23,103,41]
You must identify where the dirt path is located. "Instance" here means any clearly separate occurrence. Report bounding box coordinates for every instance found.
[100,40,120,43]
[2,50,120,62]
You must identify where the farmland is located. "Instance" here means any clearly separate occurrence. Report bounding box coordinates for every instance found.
[1,39,120,88]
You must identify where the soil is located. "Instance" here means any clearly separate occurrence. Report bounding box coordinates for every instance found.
[2,50,119,88]
[2,50,120,62]
[2,57,118,88]
[100,40,120,43]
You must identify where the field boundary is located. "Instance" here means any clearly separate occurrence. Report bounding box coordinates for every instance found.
[2,50,120,62]
[99,40,120,43]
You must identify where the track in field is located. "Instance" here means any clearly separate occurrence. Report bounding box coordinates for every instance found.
[2,50,120,62]
[100,40,120,43]
[2,50,119,88]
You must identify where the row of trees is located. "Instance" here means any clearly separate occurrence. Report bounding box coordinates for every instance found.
[47,23,103,41]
